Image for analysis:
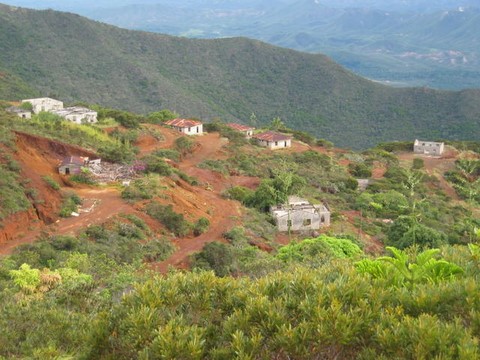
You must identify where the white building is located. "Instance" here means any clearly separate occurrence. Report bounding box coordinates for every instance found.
[225,123,255,138]
[52,107,98,124]
[271,196,330,232]
[22,97,64,114]
[413,139,445,156]
[253,131,292,150]
[165,118,203,135]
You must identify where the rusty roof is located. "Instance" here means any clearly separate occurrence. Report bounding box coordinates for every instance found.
[253,131,291,142]
[225,123,255,132]
[60,156,86,167]
[165,118,202,128]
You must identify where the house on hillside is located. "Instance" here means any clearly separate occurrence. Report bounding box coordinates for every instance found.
[271,196,330,232]
[52,107,98,124]
[225,123,255,138]
[253,131,291,150]
[413,139,444,156]
[165,118,203,135]
[58,156,88,175]
[22,97,63,114]
[6,106,31,119]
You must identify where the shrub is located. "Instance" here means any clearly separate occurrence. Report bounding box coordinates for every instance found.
[174,136,196,158]
[59,192,82,217]
[153,149,180,162]
[121,175,161,201]
[193,217,210,236]
[412,158,424,169]
[146,202,190,237]
[191,241,234,276]
[42,176,61,190]
[142,155,173,176]
[142,238,175,262]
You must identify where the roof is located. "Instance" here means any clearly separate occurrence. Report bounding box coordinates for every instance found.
[414,139,444,146]
[52,107,96,117]
[226,123,255,132]
[253,131,291,142]
[6,106,30,114]
[165,118,202,128]
[22,97,62,103]
[60,156,86,167]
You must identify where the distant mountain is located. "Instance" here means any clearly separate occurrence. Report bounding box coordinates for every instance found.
[57,0,479,90]
[0,4,479,149]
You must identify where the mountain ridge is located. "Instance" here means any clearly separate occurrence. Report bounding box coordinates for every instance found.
[0,3,479,149]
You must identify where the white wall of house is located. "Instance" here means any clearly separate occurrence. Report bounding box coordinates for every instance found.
[64,112,97,124]
[175,124,203,135]
[22,98,64,114]
[265,139,291,150]
[273,207,330,232]
[414,140,444,155]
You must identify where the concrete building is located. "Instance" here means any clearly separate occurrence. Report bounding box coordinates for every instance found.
[22,97,64,114]
[6,106,31,119]
[253,131,292,150]
[58,156,87,175]
[271,196,330,232]
[52,107,98,124]
[413,139,445,156]
[165,118,203,135]
[225,123,255,138]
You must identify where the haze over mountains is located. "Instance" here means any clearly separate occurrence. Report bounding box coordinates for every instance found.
[2,0,480,90]
[0,3,479,149]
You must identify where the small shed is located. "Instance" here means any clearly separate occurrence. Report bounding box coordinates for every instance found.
[6,106,31,119]
[271,196,330,232]
[58,156,87,175]
[165,118,203,135]
[253,131,292,150]
[225,123,255,138]
[413,139,445,156]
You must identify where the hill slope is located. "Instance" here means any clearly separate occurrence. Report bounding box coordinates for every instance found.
[0,4,479,148]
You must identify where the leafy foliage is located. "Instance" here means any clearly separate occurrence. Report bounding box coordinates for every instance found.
[277,235,363,262]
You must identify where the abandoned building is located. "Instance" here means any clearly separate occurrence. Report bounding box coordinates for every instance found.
[413,139,445,156]
[52,107,98,124]
[58,156,88,175]
[225,123,255,138]
[271,196,330,232]
[165,118,203,135]
[6,106,31,119]
[22,97,64,114]
[253,131,292,150]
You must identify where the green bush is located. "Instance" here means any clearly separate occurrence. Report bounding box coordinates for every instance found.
[146,202,191,237]
[121,175,161,201]
[42,176,61,190]
[193,217,210,236]
[412,158,424,169]
[191,241,234,276]
[59,192,82,217]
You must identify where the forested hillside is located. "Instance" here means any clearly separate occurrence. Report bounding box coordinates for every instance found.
[0,4,480,148]
[1,98,480,357]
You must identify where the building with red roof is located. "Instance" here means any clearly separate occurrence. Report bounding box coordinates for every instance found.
[225,123,255,138]
[253,131,292,150]
[165,118,203,135]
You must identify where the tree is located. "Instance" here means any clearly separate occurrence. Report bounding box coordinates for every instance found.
[356,246,464,289]
[147,109,178,124]
[269,117,286,131]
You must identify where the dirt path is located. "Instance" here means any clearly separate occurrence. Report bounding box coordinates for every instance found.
[154,133,243,272]
[0,187,137,255]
